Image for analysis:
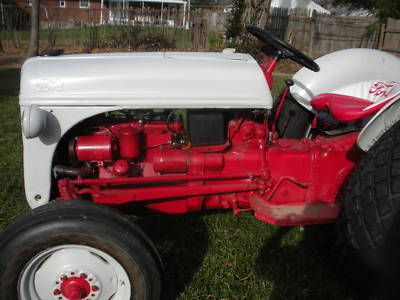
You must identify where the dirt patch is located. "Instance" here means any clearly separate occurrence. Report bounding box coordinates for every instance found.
[0,51,25,69]
[275,60,301,75]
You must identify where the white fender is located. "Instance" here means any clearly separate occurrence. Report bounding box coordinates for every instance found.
[22,106,118,208]
[291,49,400,110]
[358,96,400,152]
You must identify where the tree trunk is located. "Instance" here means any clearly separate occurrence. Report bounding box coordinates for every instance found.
[26,0,39,58]
[0,0,4,53]
[237,0,272,48]
[241,0,272,28]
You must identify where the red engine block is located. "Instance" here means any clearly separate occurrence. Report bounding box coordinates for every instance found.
[57,119,362,226]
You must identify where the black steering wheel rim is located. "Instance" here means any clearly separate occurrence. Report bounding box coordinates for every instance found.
[246,24,320,72]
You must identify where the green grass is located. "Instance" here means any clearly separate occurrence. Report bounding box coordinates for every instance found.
[0,68,352,299]
[0,67,28,231]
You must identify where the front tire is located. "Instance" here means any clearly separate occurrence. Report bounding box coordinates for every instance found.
[340,120,400,298]
[0,200,162,300]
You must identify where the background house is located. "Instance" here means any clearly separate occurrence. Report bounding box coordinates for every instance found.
[14,0,106,26]
[271,0,330,16]
[108,0,188,26]
[13,0,188,27]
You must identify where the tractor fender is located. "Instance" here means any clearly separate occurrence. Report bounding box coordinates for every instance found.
[357,96,400,151]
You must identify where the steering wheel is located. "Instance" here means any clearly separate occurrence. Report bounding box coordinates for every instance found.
[246,24,320,72]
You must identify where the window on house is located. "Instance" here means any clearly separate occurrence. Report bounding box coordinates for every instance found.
[27,0,32,6]
[60,0,66,7]
[79,0,90,8]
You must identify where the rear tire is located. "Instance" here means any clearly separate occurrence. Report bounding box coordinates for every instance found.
[0,200,162,300]
[340,120,400,299]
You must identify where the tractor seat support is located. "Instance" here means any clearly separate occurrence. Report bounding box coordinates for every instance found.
[310,81,400,122]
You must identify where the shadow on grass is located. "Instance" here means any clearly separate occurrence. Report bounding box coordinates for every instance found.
[135,213,209,300]
[0,68,20,97]
[256,225,352,300]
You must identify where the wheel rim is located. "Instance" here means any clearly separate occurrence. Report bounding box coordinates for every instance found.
[18,245,131,300]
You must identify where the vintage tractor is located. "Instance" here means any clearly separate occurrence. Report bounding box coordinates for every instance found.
[1,25,400,299]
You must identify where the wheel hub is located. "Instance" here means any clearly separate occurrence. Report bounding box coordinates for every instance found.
[51,270,101,300]
[55,275,92,299]
[61,277,89,299]
[18,245,131,300]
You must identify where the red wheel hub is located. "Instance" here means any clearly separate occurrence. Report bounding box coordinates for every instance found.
[60,277,91,299]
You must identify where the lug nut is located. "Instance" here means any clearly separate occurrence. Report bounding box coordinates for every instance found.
[92,285,99,291]
[80,273,87,279]
[53,289,61,295]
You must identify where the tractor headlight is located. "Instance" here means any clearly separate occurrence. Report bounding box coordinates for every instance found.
[21,106,47,139]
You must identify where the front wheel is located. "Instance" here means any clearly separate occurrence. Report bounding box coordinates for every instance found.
[0,200,162,300]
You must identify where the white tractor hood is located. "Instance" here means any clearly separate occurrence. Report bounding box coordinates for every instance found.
[19,52,272,109]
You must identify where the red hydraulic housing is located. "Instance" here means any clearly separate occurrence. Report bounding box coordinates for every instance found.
[58,118,362,226]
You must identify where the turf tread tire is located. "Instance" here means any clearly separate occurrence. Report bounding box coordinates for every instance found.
[341,120,400,251]
[339,120,400,299]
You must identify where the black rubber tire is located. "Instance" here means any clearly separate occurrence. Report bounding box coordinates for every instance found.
[276,93,314,139]
[340,120,400,299]
[0,200,162,300]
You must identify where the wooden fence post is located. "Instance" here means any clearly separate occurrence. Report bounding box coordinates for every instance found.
[378,23,386,50]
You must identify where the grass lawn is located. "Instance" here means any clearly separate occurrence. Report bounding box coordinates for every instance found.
[0,64,352,299]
